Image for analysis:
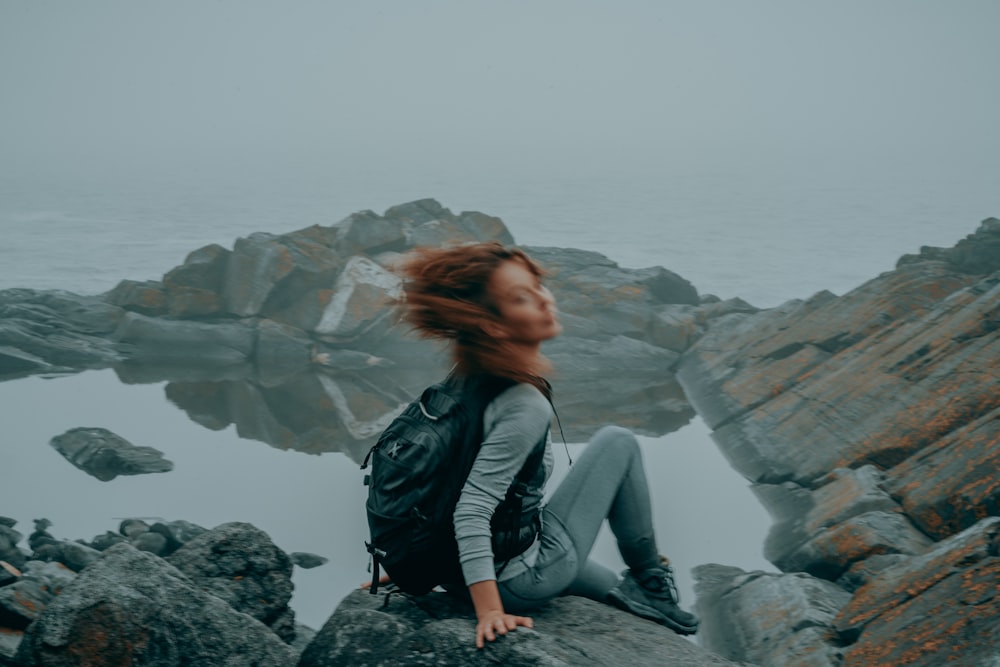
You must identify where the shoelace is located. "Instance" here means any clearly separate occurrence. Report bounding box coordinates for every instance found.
[639,562,680,603]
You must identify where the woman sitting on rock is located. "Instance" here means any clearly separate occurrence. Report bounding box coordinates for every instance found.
[388,241,698,648]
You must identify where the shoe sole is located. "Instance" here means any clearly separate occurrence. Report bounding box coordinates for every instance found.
[606,589,700,636]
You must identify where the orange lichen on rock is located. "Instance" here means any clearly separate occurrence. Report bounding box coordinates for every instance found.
[841,556,1000,667]
[835,519,999,637]
[886,406,1000,539]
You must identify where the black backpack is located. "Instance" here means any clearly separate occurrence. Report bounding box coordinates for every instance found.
[362,374,546,596]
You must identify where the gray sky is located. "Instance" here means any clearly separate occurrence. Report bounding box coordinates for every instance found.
[2,0,998,182]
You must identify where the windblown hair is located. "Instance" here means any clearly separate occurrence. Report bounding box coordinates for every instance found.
[398,242,552,391]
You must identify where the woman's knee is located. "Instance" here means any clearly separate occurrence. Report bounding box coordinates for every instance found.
[591,425,640,457]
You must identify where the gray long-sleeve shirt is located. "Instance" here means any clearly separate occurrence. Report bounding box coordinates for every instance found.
[453,382,553,585]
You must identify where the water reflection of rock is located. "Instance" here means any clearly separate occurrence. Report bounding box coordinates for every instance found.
[158,339,695,463]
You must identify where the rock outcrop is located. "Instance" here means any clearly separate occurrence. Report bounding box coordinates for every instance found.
[0,517,320,665]
[679,218,1000,666]
[13,543,298,667]
[0,198,719,457]
[301,588,747,667]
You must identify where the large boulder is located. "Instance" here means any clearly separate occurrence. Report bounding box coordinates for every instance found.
[13,543,297,666]
[694,564,851,667]
[166,522,296,642]
[298,588,746,667]
[222,232,342,318]
[103,280,167,316]
[834,518,1000,667]
[677,265,996,485]
[162,243,230,317]
[338,198,515,252]
[0,561,76,631]
[676,222,1000,665]
[0,522,26,569]
[753,466,932,578]
[313,256,402,342]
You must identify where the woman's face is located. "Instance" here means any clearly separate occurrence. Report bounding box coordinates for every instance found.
[486,259,562,346]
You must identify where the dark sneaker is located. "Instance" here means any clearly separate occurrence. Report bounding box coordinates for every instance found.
[606,559,700,635]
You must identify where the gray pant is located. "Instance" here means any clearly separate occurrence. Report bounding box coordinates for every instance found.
[498,425,660,612]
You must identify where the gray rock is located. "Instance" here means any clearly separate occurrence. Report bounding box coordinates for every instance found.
[0,560,75,630]
[834,518,1000,665]
[0,289,123,372]
[694,564,851,667]
[647,305,700,352]
[299,588,748,667]
[220,232,342,318]
[114,311,256,364]
[884,403,1000,540]
[149,519,207,551]
[118,518,151,539]
[0,345,58,379]
[104,279,167,316]
[88,530,126,551]
[384,198,451,226]
[163,243,230,317]
[0,525,25,569]
[163,243,230,289]
[14,543,297,666]
[48,427,173,482]
[525,245,700,343]
[167,522,295,642]
[636,265,700,305]
[0,626,21,665]
[456,210,516,245]
[754,466,905,575]
[897,216,1000,274]
[21,560,76,597]
[678,264,992,484]
[31,540,101,572]
[289,552,328,569]
[313,256,401,341]
[334,209,410,256]
[130,531,168,556]
[775,510,933,580]
[254,319,313,383]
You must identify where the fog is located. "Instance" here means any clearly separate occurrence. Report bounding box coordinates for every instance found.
[2,0,998,632]
[3,0,998,185]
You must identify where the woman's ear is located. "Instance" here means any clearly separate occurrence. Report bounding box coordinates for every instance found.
[480,320,509,339]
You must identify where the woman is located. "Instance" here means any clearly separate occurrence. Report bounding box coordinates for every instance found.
[397,241,699,648]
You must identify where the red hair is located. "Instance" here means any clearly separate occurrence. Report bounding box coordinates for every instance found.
[398,242,551,391]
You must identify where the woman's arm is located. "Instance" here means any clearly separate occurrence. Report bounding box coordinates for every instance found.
[469,580,534,649]
[454,384,552,585]
[455,383,552,646]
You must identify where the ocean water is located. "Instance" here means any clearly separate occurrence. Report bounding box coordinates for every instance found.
[1,162,997,630]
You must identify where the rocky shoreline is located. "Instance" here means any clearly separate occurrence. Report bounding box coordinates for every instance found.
[1,201,997,665]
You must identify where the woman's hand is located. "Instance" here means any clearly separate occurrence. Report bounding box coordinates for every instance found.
[475,609,534,649]
[469,579,533,648]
